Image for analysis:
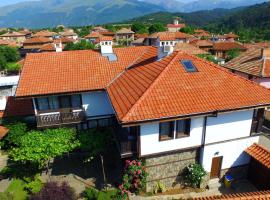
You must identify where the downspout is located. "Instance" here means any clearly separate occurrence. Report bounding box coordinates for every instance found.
[200,116,208,165]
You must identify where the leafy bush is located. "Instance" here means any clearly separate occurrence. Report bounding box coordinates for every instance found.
[25,175,44,194]
[117,160,148,199]
[4,122,28,147]
[64,40,95,51]
[0,192,14,200]
[184,163,206,188]
[83,187,98,200]
[153,181,166,194]
[31,181,76,200]
[83,187,118,200]
[10,128,80,168]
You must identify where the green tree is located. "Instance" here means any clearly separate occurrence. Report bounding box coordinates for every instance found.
[105,24,116,32]
[0,46,20,63]
[0,54,7,70]
[9,128,80,169]
[226,48,241,62]
[131,22,148,34]
[148,23,166,34]
[4,122,28,147]
[64,40,95,51]
[180,26,195,34]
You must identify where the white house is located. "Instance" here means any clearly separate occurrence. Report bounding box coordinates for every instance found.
[15,39,270,191]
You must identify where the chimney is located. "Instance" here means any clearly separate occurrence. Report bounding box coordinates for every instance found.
[100,37,113,54]
[173,18,179,25]
[54,41,62,52]
[157,38,174,59]
[262,48,270,60]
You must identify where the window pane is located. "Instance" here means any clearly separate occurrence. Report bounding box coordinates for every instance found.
[48,96,59,110]
[59,96,71,108]
[176,119,190,138]
[71,95,81,108]
[37,98,49,111]
[159,122,174,140]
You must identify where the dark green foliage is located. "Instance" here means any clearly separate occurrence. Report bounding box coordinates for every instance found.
[226,48,241,61]
[24,175,44,194]
[64,40,95,51]
[30,181,76,200]
[0,54,7,70]
[180,26,195,34]
[83,187,118,200]
[131,22,148,34]
[77,128,112,159]
[148,23,166,34]
[197,54,219,64]
[74,26,92,37]
[4,122,28,147]
[0,192,13,200]
[0,46,20,71]
[105,25,116,32]
[83,187,98,200]
[184,163,206,188]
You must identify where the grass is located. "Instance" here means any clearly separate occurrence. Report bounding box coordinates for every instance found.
[5,179,28,200]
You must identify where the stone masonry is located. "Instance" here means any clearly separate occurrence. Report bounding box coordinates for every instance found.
[144,148,200,192]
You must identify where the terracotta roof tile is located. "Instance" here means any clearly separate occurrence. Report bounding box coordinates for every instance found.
[85,32,101,39]
[191,40,213,47]
[212,42,247,51]
[116,28,134,34]
[23,37,52,44]
[107,51,270,124]
[1,31,26,37]
[245,143,270,169]
[16,46,157,97]
[174,43,209,55]
[149,32,191,41]
[33,30,57,37]
[0,126,9,139]
[40,43,56,51]
[192,190,270,200]
[167,24,186,28]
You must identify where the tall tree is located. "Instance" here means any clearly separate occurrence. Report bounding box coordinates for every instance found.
[148,23,166,34]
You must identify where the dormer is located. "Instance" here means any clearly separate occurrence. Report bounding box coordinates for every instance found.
[100,36,114,54]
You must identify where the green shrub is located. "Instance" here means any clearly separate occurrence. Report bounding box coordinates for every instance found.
[184,163,207,188]
[0,192,14,200]
[83,187,98,200]
[4,122,28,146]
[153,181,166,194]
[24,175,44,194]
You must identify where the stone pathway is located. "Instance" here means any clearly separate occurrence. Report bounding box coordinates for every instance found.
[0,178,12,192]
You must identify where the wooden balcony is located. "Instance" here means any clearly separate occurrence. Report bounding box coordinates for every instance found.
[36,108,86,128]
[112,125,138,158]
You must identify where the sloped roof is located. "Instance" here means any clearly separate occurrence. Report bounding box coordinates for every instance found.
[212,42,247,51]
[116,28,134,34]
[1,31,25,37]
[23,37,52,44]
[16,46,157,97]
[85,32,101,39]
[167,24,186,28]
[192,190,270,200]
[174,43,209,55]
[107,51,270,124]
[59,31,77,36]
[191,40,213,47]
[0,39,18,47]
[224,48,270,77]
[245,143,270,169]
[40,43,56,51]
[33,30,57,37]
[149,32,191,41]
[225,32,239,39]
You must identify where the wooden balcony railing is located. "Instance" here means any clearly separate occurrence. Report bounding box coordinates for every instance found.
[36,109,86,127]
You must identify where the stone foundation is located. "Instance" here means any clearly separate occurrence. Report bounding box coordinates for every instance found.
[144,148,200,192]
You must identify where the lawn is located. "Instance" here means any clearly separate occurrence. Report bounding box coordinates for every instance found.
[5,179,28,200]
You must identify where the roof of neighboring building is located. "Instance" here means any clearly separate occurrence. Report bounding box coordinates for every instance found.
[135,33,149,39]
[131,38,145,45]
[1,31,26,37]
[107,51,270,124]
[0,75,19,87]
[40,43,56,51]
[4,96,34,117]
[224,48,270,77]
[0,126,9,140]
[194,31,211,38]
[92,26,108,32]
[174,43,209,55]
[32,30,57,37]
[59,31,77,37]
[116,28,135,34]
[16,46,158,97]
[190,40,213,47]
[59,37,75,44]
[245,143,270,169]
[0,39,18,47]
[194,29,208,34]
[192,190,270,200]
[167,24,186,28]
[225,32,239,39]
[244,42,270,49]
[149,32,191,41]
[23,37,52,44]
[85,32,101,39]
[212,42,247,51]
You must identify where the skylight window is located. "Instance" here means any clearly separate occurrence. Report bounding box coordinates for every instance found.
[181,60,198,72]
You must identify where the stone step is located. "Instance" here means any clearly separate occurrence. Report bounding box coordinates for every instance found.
[208,178,222,189]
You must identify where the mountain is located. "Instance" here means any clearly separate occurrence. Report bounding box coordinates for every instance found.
[141,0,270,12]
[0,0,164,28]
[126,8,240,27]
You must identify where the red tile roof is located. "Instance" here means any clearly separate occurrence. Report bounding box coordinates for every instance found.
[167,24,186,28]
[174,43,209,55]
[212,42,247,51]
[149,32,191,41]
[190,40,213,47]
[245,143,270,169]
[192,190,270,200]
[16,46,157,97]
[33,30,57,37]
[85,32,101,39]
[4,97,34,117]
[1,31,26,37]
[107,51,270,124]
[40,43,56,51]
[23,37,52,44]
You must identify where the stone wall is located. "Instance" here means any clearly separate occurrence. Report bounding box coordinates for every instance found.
[144,148,200,192]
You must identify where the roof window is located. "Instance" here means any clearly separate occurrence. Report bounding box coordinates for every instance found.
[181,60,198,72]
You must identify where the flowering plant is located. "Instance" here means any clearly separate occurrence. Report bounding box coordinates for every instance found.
[117,160,148,199]
[184,163,207,188]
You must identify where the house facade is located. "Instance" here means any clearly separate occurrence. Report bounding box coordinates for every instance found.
[167,18,186,32]
[15,40,270,191]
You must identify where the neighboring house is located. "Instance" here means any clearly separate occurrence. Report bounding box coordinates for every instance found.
[0,31,27,44]
[174,42,210,55]
[32,30,58,39]
[23,37,52,50]
[15,40,270,192]
[92,26,109,33]
[116,28,135,44]
[212,32,239,42]
[85,32,102,43]
[194,29,211,39]
[190,40,213,52]
[0,39,18,47]
[59,30,78,40]
[211,42,247,59]
[224,48,270,88]
[166,18,186,32]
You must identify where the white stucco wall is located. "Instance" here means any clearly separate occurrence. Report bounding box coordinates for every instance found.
[205,110,253,144]
[82,91,114,117]
[140,117,204,156]
[201,136,259,172]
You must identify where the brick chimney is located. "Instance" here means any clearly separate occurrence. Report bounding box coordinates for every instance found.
[262,48,270,59]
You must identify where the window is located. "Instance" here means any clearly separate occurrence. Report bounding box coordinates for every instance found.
[37,98,49,111]
[71,95,81,108]
[176,119,191,138]
[59,96,71,108]
[161,42,165,46]
[181,60,198,72]
[159,121,174,141]
[48,96,59,110]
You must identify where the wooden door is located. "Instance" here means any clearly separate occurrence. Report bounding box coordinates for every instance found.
[210,156,223,179]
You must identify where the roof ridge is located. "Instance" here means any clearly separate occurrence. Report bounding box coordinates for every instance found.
[121,52,180,122]
[253,143,270,154]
